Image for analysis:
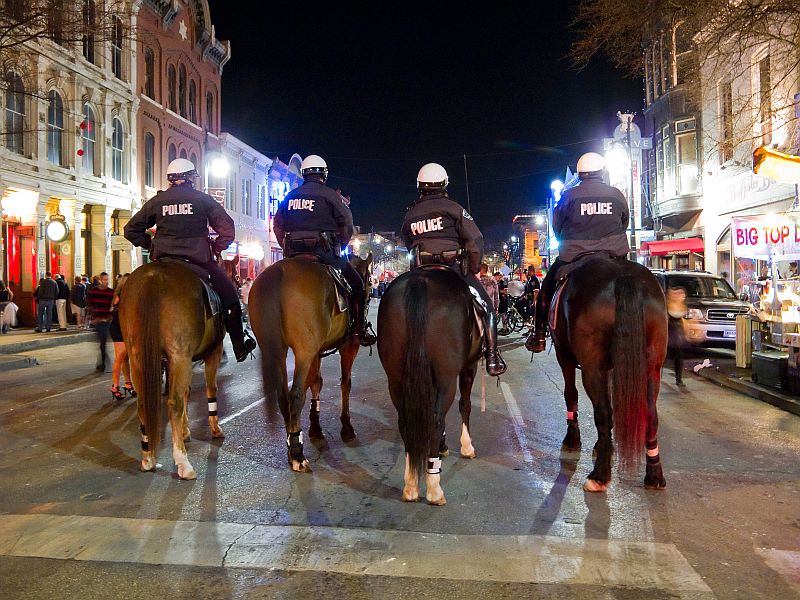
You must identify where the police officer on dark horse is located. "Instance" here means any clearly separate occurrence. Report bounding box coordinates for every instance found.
[273,154,376,346]
[124,158,257,362]
[526,152,630,353]
[402,163,506,376]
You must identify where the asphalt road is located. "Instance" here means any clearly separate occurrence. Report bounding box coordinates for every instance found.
[0,304,798,599]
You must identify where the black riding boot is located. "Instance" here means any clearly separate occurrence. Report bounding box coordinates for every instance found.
[525,297,548,353]
[224,304,256,362]
[484,312,507,376]
[353,298,376,346]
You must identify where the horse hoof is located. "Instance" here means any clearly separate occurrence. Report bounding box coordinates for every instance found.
[309,428,325,441]
[402,486,419,502]
[183,435,191,444]
[340,424,356,443]
[440,448,450,457]
[178,466,197,480]
[583,479,608,493]
[644,478,667,490]
[290,459,311,473]
[426,493,446,506]
[140,459,156,472]
[211,428,225,439]
[460,447,476,459]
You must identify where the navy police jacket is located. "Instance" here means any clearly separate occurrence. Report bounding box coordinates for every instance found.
[124,186,235,265]
[274,180,354,248]
[401,192,484,274]
[553,173,630,262]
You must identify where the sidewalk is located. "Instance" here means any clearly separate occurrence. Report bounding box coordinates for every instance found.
[0,327,95,371]
[687,355,800,418]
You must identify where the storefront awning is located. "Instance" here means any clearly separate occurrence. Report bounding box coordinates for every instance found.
[640,237,705,256]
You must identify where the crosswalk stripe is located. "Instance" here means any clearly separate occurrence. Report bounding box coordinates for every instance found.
[0,514,711,592]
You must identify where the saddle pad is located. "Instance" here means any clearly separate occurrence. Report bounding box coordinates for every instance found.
[200,280,222,317]
[549,280,566,332]
[325,266,351,313]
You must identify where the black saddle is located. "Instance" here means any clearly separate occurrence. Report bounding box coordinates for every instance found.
[157,257,221,317]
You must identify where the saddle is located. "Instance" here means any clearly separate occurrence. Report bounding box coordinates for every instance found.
[417,263,486,336]
[289,254,352,315]
[549,251,613,332]
[158,257,222,318]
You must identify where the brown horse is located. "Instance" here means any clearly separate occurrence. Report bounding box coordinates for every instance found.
[377,267,483,505]
[549,257,668,492]
[248,253,373,472]
[120,260,226,479]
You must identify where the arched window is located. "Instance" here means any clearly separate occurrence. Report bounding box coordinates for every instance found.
[111,16,124,79]
[47,91,63,165]
[144,132,155,187]
[179,148,187,159]
[188,80,197,124]
[178,64,186,117]
[206,91,214,132]
[112,118,124,182]
[5,72,25,155]
[167,65,176,112]
[168,143,177,164]
[48,0,64,45]
[144,47,155,98]
[190,152,198,174]
[81,103,96,174]
[82,0,96,64]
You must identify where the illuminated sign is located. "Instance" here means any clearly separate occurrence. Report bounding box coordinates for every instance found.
[733,215,800,260]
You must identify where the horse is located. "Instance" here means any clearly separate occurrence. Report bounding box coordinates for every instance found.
[119,260,227,479]
[548,256,668,492]
[377,266,483,505]
[248,252,373,472]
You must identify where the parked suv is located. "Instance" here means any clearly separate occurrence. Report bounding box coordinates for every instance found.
[651,270,751,347]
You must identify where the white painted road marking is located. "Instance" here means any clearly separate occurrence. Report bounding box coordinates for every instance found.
[500,381,535,466]
[219,397,265,425]
[0,514,712,592]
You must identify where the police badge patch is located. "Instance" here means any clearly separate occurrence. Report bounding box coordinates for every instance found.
[462,209,473,220]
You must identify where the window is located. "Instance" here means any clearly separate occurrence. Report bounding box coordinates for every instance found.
[179,148,187,159]
[720,81,734,163]
[111,17,124,79]
[144,48,155,98]
[190,153,198,177]
[676,131,698,195]
[226,174,235,211]
[144,133,155,187]
[112,118,124,182]
[188,80,197,123]
[8,0,24,21]
[47,91,63,165]
[242,178,252,216]
[206,92,214,132]
[168,143,177,164]
[168,65,176,112]
[82,0,96,64]
[178,64,186,117]
[48,0,64,45]
[759,56,772,145]
[662,124,672,197]
[5,72,25,155]
[81,104,96,174]
[258,184,266,220]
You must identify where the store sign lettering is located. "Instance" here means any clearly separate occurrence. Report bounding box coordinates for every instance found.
[733,216,800,260]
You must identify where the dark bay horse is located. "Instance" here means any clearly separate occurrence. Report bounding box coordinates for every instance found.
[120,261,226,479]
[549,257,668,492]
[377,267,483,505]
[248,253,372,472]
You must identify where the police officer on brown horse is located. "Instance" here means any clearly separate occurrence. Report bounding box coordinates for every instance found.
[526,152,630,353]
[274,154,376,346]
[124,158,257,362]
[402,163,507,377]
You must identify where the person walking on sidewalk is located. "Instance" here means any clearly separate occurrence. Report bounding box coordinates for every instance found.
[86,272,114,372]
[34,273,58,333]
[0,280,13,334]
[55,274,69,331]
[70,276,87,328]
[666,286,688,387]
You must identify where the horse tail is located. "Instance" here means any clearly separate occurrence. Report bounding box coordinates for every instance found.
[140,287,163,460]
[401,276,434,482]
[250,266,286,410]
[611,273,648,470]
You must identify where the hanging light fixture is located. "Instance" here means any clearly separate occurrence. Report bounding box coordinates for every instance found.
[46,207,69,243]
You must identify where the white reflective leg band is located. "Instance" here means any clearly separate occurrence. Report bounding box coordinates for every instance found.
[427,457,442,474]
[287,431,303,446]
[646,446,659,457]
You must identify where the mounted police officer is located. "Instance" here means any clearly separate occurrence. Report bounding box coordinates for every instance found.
[124,158,257,362]
[526,152,630,353]
[273,155,376,346]
[401,163,506,377]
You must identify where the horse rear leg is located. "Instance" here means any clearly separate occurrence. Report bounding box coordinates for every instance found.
[426,380,456,506]
[582,368,612,492]
[307,356,324,441]
[644,368,666,489]
[286,353,314,472]
[203,342,224,439]
[167,358,196,480]
[556,351,581,452]
[338,338,359,442]
[458,361,479,459]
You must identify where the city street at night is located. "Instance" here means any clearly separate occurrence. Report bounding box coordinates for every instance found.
[0,309,798,599]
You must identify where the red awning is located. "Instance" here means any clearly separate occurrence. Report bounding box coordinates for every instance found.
[639,237,704,256]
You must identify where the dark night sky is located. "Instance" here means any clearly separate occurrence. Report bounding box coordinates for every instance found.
[206,2,642,243]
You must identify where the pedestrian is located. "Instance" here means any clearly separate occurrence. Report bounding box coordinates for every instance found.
[109,274,135,400]
[240,277,252,323]
[494,272,509,315]
[34,273,59,333]
[86,272,114,372]
[0,280,13,334]
[55,274,69,331]
[666,286,688,387]
[479,263,499,311]
[70,276,87,328]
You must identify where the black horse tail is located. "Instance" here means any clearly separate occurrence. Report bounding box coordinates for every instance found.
[611,273,648,470]
[252,266,285,411]
[140,287,163,460]
[401,276,434,482]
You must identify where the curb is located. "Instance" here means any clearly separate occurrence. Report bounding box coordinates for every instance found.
[0,355,38,371]
[0,331,94,355]
[695,367,800,417]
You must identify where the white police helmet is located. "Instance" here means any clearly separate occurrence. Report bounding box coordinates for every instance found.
[576,152,606,174]
[166,158,198,183]
[301,155,328,180]
[417,163,449,191]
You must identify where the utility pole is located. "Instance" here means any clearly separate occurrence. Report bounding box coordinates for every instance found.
[463,153,472,214]
[624,112,637,261]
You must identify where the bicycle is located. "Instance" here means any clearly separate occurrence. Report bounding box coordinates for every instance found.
[499,295,532,335]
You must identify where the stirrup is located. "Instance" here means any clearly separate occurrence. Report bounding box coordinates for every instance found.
[358,322,377,346]
[234,338,257,362]
[486,352,507,376]
[525,332,546,353]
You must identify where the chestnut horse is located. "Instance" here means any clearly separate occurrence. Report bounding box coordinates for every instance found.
[549,257,668,492]
[120,260,226,479]
[248,253,372,472]
[377,266,483,505]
